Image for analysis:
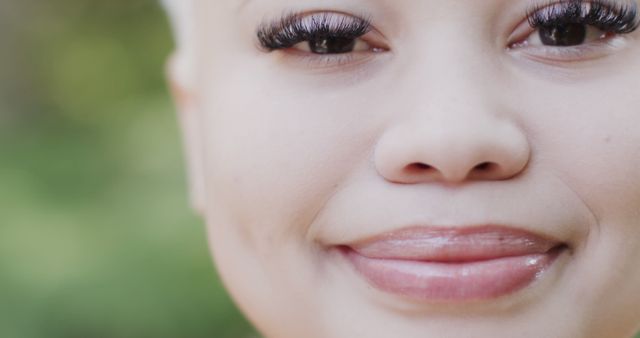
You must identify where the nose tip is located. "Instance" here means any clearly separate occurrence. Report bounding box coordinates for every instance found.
[374,120,531,185]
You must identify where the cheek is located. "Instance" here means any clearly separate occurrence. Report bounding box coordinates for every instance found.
[197,68,391,335]
[520,78,640,322]
[198,67,384,252]
[491,67,640,331]
[525,87,640,221]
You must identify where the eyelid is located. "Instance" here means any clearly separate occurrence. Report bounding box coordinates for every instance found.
[508,0,639,47]
[504,1,639,67]
[524,0,640,34]
[255,10,391,73]
[508,37,629,66]
[272,30,389,71]
[280,49,374,70]
[507,25,631,64]
[256,10,374,51]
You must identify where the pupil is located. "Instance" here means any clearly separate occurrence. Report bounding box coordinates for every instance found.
[308,37,357,54]
[539,24,586,46]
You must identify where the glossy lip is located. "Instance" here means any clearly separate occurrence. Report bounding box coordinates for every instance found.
[339,225,567,302]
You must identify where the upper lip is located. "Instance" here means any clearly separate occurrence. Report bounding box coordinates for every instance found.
[344,225,565,262]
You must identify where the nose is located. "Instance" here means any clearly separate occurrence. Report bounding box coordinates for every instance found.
[374,114,531,185]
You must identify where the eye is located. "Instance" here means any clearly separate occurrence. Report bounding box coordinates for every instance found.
[291,35,379,54]
[256,11,390,67]
[507,0,639,62]
[523,23,611,47]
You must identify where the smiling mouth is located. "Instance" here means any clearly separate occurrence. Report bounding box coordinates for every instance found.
[338,225,569,302]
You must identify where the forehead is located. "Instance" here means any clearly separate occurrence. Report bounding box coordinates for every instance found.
[191,0,640,17]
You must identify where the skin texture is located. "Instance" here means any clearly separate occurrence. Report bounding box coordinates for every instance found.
[166,0,640,337]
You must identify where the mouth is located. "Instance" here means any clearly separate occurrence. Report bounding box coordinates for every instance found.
[338,225,568,302]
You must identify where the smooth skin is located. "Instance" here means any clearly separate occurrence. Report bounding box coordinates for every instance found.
[165,1,640,337]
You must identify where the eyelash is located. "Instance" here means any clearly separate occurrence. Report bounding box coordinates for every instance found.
[256,12,372,52]
[526,0,639,34]
[255,0,639,62]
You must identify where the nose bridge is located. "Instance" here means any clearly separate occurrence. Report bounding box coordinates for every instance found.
[374,28,530,184]
[393,25,498,128]
[398,25,506,143]
[413,22,494,117]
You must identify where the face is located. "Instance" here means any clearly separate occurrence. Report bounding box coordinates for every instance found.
[171,0,640,337]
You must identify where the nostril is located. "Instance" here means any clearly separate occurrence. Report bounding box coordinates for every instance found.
[474,162,494,171]
[406,162,433,173]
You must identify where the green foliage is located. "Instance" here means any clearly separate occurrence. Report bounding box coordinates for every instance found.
[1,1,255,337]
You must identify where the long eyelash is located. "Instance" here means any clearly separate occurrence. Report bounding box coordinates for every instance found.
[256,12,372,51]
[527,0,640,33]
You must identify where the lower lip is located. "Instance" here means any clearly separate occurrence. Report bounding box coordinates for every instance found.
[342,247,563,301]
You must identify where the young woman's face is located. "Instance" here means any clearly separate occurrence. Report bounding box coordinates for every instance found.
[176,0,640,337]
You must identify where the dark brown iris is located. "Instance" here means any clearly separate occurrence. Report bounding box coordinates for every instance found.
[308,37,357,54]
[539,23,587,46]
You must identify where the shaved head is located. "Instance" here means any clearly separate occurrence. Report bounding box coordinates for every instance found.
[160,0,191,48]
[160,0,194,87]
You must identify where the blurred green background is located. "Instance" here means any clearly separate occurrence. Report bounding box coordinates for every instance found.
[0,1,255,337]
